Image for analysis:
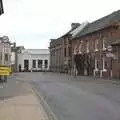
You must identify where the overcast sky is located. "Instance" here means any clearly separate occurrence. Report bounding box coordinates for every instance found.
[0,0,120,49]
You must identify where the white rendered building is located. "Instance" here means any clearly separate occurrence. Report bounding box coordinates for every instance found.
[17,49,50,72]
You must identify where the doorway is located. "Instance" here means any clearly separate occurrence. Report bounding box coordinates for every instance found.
[19,64,21,72]
[24,60,29,72]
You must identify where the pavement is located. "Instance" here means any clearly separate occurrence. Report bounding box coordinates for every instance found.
[13,72,120,120]
[0,77,49,120]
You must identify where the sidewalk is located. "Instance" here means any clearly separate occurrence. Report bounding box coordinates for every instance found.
[0,80,49,120]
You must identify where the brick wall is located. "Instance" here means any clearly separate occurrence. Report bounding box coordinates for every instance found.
[72,24,120,78]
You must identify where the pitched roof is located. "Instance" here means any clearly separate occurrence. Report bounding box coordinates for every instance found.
[57,24,81,39]
[52,22,89,41]
[70,22,89,37]
[76,10,120,37]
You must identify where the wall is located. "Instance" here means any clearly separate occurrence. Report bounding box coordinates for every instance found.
[72,25,120,78]
[17,53,50,71]
[0,42,11,66]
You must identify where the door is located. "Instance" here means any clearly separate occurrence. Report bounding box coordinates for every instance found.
[24,60,29,72]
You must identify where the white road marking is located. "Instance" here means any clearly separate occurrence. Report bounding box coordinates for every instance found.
[32,88,58,120]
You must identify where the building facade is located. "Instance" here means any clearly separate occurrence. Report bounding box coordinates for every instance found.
[0,36,11,66]
[17,49,50,72]
[72,10,120,79]
[11,45,24,72]
[49,22,88,73]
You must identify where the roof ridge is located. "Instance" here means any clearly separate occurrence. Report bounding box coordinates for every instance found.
[90,10,120,24]
[77,10,120,37]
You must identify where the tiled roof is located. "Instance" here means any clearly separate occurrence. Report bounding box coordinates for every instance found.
[52,22,89,41]
[57,24,81,39]
[70,22,89,37]
[76,10,120,37]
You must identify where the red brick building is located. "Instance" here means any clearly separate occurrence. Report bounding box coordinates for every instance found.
[72,10,120,79]
[49,22,88,73]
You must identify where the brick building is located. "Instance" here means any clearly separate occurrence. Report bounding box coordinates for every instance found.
[49,22,88,73]
[72,10,120,79]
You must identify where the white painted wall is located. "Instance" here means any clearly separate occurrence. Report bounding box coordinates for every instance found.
[0,42,11,65]
[17,49,50,71]
[11,52,15,65]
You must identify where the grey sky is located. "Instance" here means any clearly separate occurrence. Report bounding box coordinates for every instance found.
[0,0,120,48]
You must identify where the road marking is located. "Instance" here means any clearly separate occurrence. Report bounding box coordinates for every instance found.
[31,88,58,120]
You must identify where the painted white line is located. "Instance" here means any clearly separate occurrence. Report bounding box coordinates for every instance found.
[32,88,58,120]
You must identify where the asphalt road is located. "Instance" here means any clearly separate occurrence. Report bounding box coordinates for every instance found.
[13,72,120,120]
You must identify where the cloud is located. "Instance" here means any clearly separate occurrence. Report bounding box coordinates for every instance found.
[0,0,120,48]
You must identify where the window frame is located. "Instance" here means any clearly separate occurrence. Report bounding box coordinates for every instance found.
[94,58,98,71]
[102,37,107,51]
[86,41,89,53]
[73,44,77,55]
[78,41,83,54]
[95,39,99,51]
[102,57,107,71]
[32,60,36,68]
[38,60,43,68]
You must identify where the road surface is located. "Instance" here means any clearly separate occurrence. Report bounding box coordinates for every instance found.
[12,72,120,120]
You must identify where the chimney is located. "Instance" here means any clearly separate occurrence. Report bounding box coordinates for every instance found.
[71,23,80,29]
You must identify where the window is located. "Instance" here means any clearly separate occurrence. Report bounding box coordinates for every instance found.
[4,48,8,53]
[64,48,66,57]
[38,60,42,68]
[78,42,82,54]
[5,54,8,61]
[73,44,77,55]
[32,60,36,68]
[95,39,99,51]
[68,47,71,57]
[103,38,107,50]
[44,60,48,69]
[86,41,89,53]
[102,57,107,71]
[95,58,98,70]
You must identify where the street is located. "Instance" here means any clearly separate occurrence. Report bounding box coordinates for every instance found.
[11,72,120,120]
